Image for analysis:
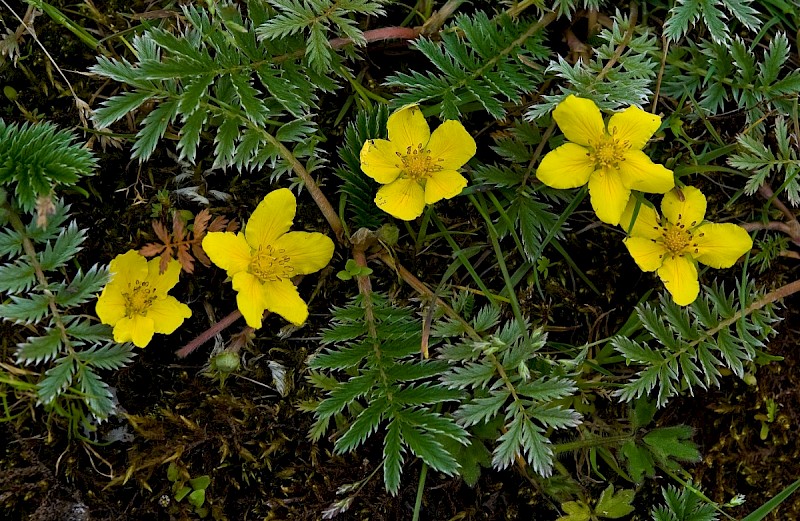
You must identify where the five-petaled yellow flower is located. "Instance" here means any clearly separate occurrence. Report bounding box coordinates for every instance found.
[202,188,334,329]
[360,104,476,220]
[621,187,753,306]
[96,250,192,348]
[537,95,675,225]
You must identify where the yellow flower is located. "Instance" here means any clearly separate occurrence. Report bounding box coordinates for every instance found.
[96,250,191,348]
[536,95,675,225]
[202,188,334,329]
[621,187,753,306]
[360,104,476,220]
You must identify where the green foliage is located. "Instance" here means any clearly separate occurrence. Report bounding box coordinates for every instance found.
[663,34,800,129]
[613,280,778,407]
[308,293,468,495]
[729,116,800,206]
[472,120,566,263]
[386,12,549,120]
[91,0,372,172]
[663,0,760,45]
[751,234,790,273]
[438,318,582,477]
[527,12,660,118]
[621,425,701,483]
[0,120,96,213]
[256,0,387,72]
[0,202,135,422]
[334,106,388,230]
[651,484,718,521]
[0,121,134,428]
[558,484,636,521]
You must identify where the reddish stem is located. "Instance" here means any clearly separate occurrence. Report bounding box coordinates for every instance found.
[175,309,242,358]
[329,27,420,50]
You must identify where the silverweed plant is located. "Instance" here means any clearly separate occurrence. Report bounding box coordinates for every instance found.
[5,0,800,519]
[0,121,134,435]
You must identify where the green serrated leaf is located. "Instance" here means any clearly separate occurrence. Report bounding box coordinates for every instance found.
[55,265,109,308]
[383,419,404,496]
[594,484,635,519]
[93,90,154,129]
[16,328,63,365]
[37,356,77,405]
[75,342,135,370]
[132,99,180,161]
[78,366,115,418]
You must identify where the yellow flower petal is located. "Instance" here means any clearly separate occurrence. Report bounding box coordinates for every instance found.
[387,104,430,151]
[95,287,126,326]
[587,170,631,225]
[608,105,662,151]
[375,177,426,221]
[536,143,595,189]
[360,139,403,184]
[657,255,699,306]
[693,223,752,268]
[146,257,181,296]
[661,186,706,227]
[232,271,268,329]
[202,231,252,277]
[245,188,296,249]
[113,315,156,348]
[274,231,335,275]
[146,296,192,335]
[426,120,476,170]
[620,198,662,239]
[553,95,605,147]
[624,237,667,272]
[263,278,309,326]
[618,150,674,194]
[108,250,148,287]
[424,170,467,204]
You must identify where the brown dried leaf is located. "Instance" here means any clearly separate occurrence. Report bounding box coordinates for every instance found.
[193,209,211,239]
[152,220,171,245]
[207,216,228,233]
[192,242,211,267]
[159,250,171,274]
[226,218,239,233]
[172,212,187,242]
[177,244,194,273]
[140,243,166,258]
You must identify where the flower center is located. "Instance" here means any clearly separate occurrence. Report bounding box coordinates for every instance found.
[588,135,626,169]
[123,281,157,317]
[250,245,293,282]
[398,143,441,181]
[662,226,692,255]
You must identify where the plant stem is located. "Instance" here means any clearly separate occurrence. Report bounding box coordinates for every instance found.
[552,433,632,454]
[2,201,72,349]
[175,309,243,358]
[421,0,467,34]
[412,462,428,521]
[261,132,345,243]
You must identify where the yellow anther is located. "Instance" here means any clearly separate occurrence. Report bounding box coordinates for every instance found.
[250,245,292,282]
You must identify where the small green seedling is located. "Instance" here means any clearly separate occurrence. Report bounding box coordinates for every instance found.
[557,484,636,521]
[166,462,211,518]
[336,258,373,280]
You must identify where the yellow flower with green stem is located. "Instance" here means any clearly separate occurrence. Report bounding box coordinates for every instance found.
[96,250,191,348]
[360,104,476,220]
[621,186,753,306]
[202,188,334,329]
[536,95,675,225]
